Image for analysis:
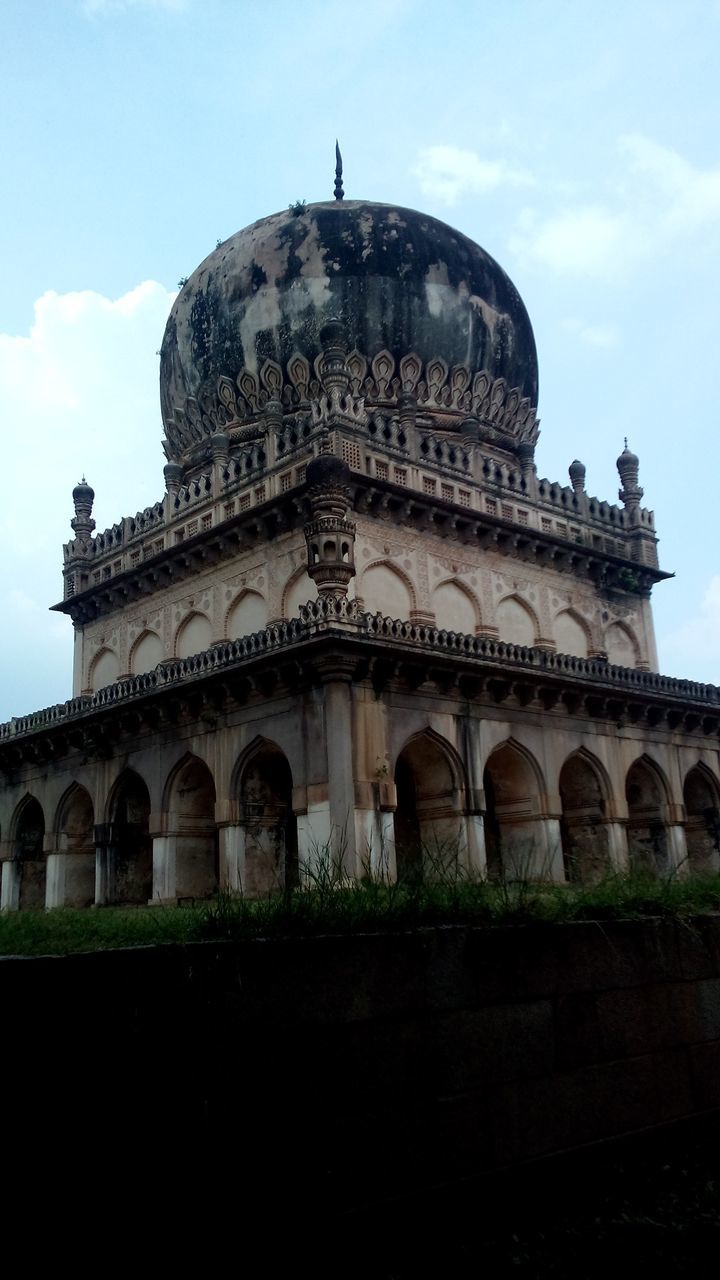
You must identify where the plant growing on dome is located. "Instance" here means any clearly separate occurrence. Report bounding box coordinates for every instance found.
[289,199,307,217]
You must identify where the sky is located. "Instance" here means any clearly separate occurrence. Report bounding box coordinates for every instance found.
[1,0,719,720]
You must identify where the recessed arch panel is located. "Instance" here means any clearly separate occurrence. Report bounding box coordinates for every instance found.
[496,596,537,648]
[90,647,120,692]
[227,589,268,639]
[605,621,639,668]
[553,610,590,659]
[361,561,414,620]
[431,579,479,634]
[130,630,163,676]
[175,611,213,659]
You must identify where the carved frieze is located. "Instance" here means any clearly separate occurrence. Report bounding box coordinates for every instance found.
[163,348,540,464]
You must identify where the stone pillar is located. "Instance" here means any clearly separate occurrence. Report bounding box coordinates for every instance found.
[94,823,111,906]
[0,859,20,911]
[465,813,487,878]
[606,822,630,873]
[151,835,176,903]
[666,824,689,875]
[354,780,397,881]
[322,668,358,876]
[219,824,245,893]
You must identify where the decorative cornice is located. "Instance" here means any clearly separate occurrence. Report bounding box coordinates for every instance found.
[163,348,539,464]
[3,599,718,772]
[53,474,670,626]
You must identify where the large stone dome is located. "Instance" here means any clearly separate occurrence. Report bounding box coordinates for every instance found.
[160,200,538,456]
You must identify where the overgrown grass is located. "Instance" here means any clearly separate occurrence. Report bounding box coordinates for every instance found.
[1,861,720,957]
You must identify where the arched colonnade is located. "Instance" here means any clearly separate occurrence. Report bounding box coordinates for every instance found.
[2,733,719,910]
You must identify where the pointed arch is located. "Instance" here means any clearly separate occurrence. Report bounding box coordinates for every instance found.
[105,768,152,905]
[683,763,720,872]
[431,578,481,634]
[558,750,612,882]
[225,588,268,639]
[55,782,94,845]
[495,595,538,648]
[54,783,95,908]
[393,728,467,882]
[484,737,547,802]
[282,566,318,619]
[625,754,672,876]
[558,748,612,809]
[163,753,218,900]
[483,739,547,880]
[233,737,297,895]
[605,620,640,668]
[129,629,163,676]
[361,560,416,620]
[11,794,46,910]
[175,611,213,659]
[625,753,671,807]
[89,646,120,692]
[552,608,591,659]
[10,792,45,843]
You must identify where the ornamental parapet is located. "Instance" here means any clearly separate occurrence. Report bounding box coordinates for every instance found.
[3,600,719,762]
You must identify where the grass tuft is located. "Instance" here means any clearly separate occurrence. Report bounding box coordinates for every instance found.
[1,862,719,957]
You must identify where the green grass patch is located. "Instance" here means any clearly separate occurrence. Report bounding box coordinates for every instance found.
[1,866,720,957]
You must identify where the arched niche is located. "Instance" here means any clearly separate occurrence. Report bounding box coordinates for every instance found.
[164,755,218,900]
[55,784,95,907]
[393,732,465,882]
[625,756,670,876]
[605,622,639,668]
[431,580,478,635]
[130,630,163,676]
[12,796,46,909]
[559,752,610,882]
[553,611,589,659]
[90,647,120,692]
[227,590,268,639]
[107,770,152,904]
[496,596,536,648]
[483,742,544,879]
[175,612,213,659]
[361,562,414,620]
[683,765,720,873]
[283,570,318,619]
[236,740,297,896]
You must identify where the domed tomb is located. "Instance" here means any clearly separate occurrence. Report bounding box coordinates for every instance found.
[160,200,538,464]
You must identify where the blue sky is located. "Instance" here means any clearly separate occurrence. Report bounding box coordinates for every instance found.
[1,0,719,719]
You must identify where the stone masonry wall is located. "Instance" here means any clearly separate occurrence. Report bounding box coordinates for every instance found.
[3,918,719,1201]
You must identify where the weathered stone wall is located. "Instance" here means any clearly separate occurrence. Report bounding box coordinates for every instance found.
[4,919,719,1198]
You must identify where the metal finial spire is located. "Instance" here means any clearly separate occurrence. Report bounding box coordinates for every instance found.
[624,437,628,450]
[334,140,344,201]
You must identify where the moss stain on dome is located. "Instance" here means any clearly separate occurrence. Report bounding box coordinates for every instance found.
[159,200,538,429]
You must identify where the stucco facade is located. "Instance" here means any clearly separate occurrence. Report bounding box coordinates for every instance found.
[2,194,718,908]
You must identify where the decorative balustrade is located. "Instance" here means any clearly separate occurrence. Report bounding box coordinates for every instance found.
[3,599,717,744]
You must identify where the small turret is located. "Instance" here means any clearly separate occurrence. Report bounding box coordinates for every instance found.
[617,439,643,516]
[303,444,356,598]
[569,459,586,494]
[71,477,95,544]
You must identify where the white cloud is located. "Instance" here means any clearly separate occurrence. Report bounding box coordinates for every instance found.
[413,146,533,206]
[509,204,633,276]
[662,576,720,685]
[561,317,618,348]
[510,135,720,276]
[620,133,720,232]
[0,281,176,720]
